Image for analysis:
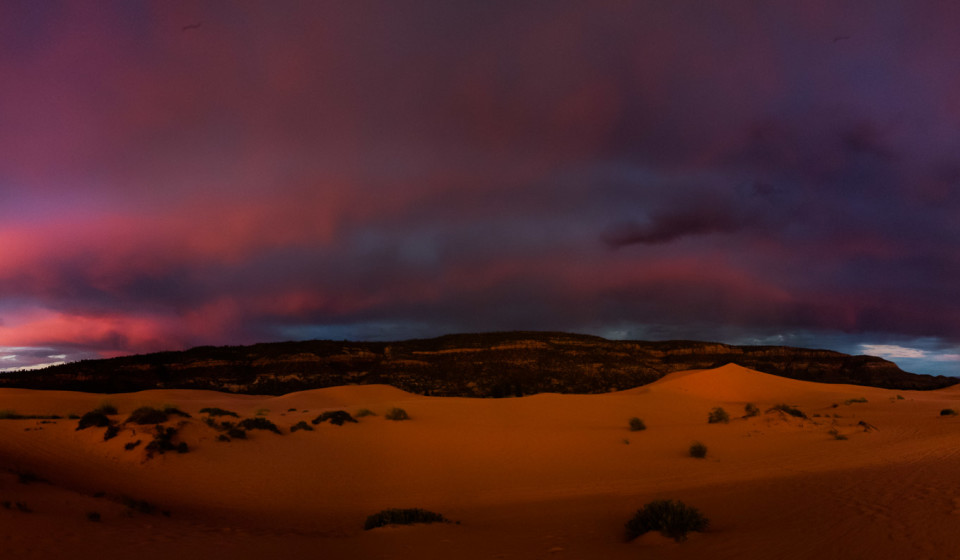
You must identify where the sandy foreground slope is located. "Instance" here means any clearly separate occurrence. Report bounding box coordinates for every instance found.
[0,364,959,559]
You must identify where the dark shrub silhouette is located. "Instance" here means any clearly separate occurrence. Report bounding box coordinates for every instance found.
[628,417,646,431]
[385,408,410,421]
[311,410,358,426]
[290,421,313,432]
[689,442,707,458]
[93,403,118,415]
[363,508,448,530]
[625,499,709,542]
[941,408,958,416]
[124,440,141,450]
[103,424,120,441]
[744,403,759,417]
[77,411,112,430]
[707,407,729,424]
[199,407,239,418]
[768,404,807,418]
[238,417,281,434]
[126,407,169,425]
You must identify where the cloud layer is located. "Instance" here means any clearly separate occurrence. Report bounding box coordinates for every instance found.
[2,2,960,374]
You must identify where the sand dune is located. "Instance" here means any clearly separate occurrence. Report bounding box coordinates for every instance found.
[0,364,958,559]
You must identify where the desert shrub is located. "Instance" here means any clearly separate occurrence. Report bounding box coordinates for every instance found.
[363,508,448,530]
[255,408,270,416]
[163,406,191,418]
[121,497,158,515]
[226,427,247,439]
[896,394,905,400]
[290,421,314,432]
[93,402,118,415]
[68,414,80,419]
[287,407,297,412]
[940,408,958,416]
[124,440,141,451]
[0,410,23,419]
[311,410,358,426]
[385,408,410,421]
[126,407,169,425]
[216,434,231,442]
[199,407,239,418]
[77,411,112,430]
[87,511,101,522]
[689,442,707,458]
[103,425,120,441]
[769,404,807,418]
[827,429,848,440]
[625,499,709,542]
[145,426,184,456]
[17,470,43,484]
[744,403,760,418]
[628,417,646,431]
[355,408,377,417]
[707,407,729,424]
[844,398,868,405]
[238,417,281,434]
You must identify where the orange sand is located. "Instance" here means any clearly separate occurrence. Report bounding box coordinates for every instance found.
[0,364,958,559]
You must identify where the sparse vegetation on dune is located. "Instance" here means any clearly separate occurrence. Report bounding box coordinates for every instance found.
[941,408,958,416]
[689,442,708,458]
[126,407,170,425]
[311,410,358,426]
[355,408,376,417]
[77,411,112,430]
[238,417,281,434]
[199,407,239,418]
[844,398,868,405]
[625,499,709,542]
[768,404,807,418]
[0,410,62,420]
[92,402,118,415]
[290,421,313,432]
[145,426,188,457]
[385,407,410,421]
[363,508,449,530]
[828,429,848,440]
[628,417,646,431]
[744,403,759,418]
[707,407,729,424]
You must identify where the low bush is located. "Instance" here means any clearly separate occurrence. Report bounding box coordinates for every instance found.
[363,508,448,530]
[355,408,377,417]
[311,410,358,426]
[163,406,191,418]
[126,407,169,425]
[290,421,314,433]
[199,407,239,418]
[87,511,101,522]
[124,440,141,451]
[385,408,410,421]
[255,408,270,416]
[226,427,247,439]
[103,425,120,441]
[744,403,759,418]
[625,499,709,542]
[941,409,958,416]
[844,398,868,405]
[93,402,118,415]
[707,407,729,424]
[769,404,807,419]
[77,411,112,430]
[689,442,707,458]
[628,417,646,431]
[828,428,848,440]
[238,417,281,434]
[145,426,186,457]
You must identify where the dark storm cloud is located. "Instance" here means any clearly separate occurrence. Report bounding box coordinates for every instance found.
[1,1,960,374]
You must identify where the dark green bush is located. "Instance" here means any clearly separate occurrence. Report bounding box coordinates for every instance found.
[385,408,410,421]
[844,398,868,405]
[124,440,141,450]
[311,410,358,426]
[226,427,247,439]
[92,403,118,415]
[689,442,707,458]
[126,407,169,425]
[769,404,807,418]
[744,403,759,418]
[145,426,185,457]
[827,429,848,440]
[625,499,709,542]
[103,425,120,441]
[363,508,447,530]
[199,407,239,418]
[355,408,376,417]
[707,407,729,424]
[628,417,646,431]
[163,406,191,418]
[238,417,281,434]
[940,408,958,416]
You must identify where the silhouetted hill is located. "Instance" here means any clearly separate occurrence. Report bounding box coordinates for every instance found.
[0,332,955,395]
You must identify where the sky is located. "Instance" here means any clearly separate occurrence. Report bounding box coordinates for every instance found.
[2,1,960,376]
